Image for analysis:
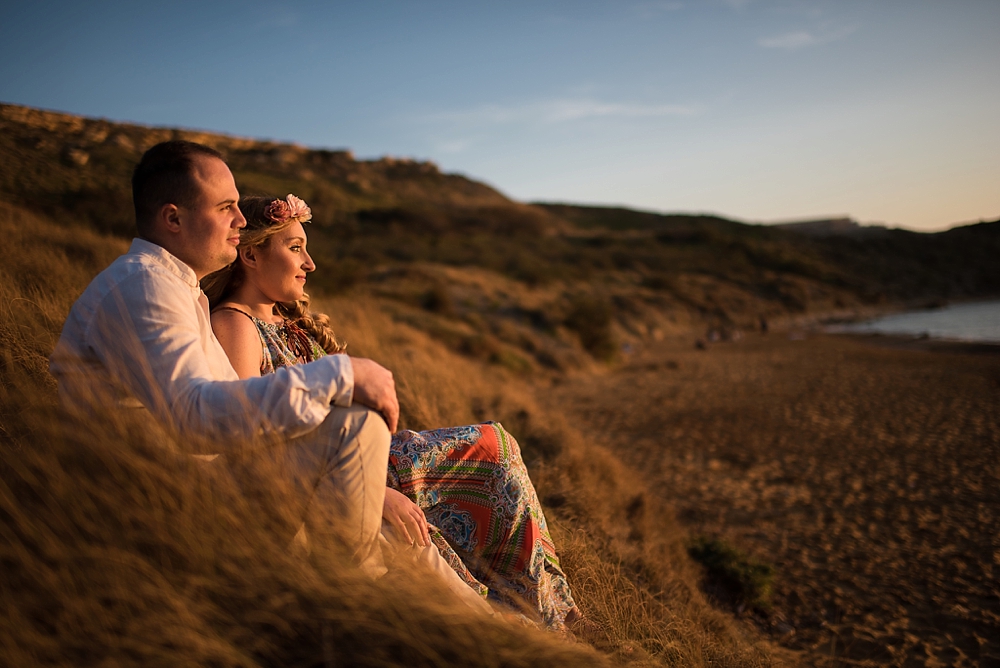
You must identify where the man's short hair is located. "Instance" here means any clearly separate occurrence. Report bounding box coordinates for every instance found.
[132,141,224,237]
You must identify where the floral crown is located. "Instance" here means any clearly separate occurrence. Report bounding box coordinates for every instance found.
[264,194,312,225]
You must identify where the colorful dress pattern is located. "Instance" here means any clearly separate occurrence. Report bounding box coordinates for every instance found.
[388,422,577,630]
[239,310,578,630]
[221,309,328,376]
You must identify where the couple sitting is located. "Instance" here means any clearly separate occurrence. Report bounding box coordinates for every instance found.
[50,140,579,631]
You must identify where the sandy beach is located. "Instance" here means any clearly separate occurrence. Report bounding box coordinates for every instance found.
[553,332,1000,666]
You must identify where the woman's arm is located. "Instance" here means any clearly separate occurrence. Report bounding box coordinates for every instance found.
[210,309,264,379]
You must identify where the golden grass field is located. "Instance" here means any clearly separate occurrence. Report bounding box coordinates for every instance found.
[1,201,781,666]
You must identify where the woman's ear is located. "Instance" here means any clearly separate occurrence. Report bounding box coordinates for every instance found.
[238,246,258,268]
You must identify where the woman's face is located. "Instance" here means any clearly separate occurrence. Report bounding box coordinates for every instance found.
[246,221,316,303]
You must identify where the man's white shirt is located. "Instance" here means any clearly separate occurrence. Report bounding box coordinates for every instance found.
[50,238,353,446]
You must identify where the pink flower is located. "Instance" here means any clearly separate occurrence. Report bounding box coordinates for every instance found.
[286,194,311,222]
[265,198,291,223]
[264,194,313,224]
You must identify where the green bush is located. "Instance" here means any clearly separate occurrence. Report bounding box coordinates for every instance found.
[688,537,774,611]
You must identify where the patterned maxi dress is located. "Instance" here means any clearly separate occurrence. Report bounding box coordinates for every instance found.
[235,310,579,630]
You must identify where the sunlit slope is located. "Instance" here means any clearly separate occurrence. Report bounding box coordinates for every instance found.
[0,103,511,236]
[0,198,786,666]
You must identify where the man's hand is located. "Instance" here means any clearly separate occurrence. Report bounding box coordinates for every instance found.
[350,357,399,432]
[383,486,430,547]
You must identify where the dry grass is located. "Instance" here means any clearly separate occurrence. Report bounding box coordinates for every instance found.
[0,199,781,666]
[0,377,610,667]
[0,200,128,383]
[0,203,605,666]
[312,301,777,666]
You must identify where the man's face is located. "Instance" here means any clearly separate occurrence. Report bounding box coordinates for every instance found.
[176,156,246,278]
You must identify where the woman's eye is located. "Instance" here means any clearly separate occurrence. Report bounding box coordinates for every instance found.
[290,245,302,252]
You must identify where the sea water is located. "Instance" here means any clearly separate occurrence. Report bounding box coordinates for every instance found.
[830,299,1000,343]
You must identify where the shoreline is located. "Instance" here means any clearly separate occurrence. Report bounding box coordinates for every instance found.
[761,297,1000,353]
[669,296,1000,348]
[827,331,1000,354]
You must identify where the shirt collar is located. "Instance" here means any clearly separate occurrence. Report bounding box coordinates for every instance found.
[128,238,201,290]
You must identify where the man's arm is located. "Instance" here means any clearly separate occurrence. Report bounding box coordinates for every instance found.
[210,304,398,432]
[351,357,398,433]
[85,272,352,444]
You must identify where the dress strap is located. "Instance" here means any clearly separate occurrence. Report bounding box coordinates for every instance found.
[212,305,258,322]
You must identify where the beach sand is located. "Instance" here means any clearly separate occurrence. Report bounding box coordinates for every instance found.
[553,332,1000,666]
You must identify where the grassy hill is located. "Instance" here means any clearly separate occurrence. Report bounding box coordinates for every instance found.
[0,101,996,666]
[3,102,997,376]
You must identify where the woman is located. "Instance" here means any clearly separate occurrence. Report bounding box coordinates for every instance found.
[202,194,579,631]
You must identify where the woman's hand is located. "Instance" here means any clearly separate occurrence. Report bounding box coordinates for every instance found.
[383,486,430,547]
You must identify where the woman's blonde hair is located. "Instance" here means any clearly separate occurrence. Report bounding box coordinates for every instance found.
[202,195,346,355]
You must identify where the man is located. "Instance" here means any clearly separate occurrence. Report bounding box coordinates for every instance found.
[50,140,490,613]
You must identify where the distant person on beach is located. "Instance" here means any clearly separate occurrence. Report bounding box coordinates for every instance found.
[200,193,581,630]
[48,140,490,615]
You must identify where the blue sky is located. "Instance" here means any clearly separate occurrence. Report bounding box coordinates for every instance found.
[1,0,998,231]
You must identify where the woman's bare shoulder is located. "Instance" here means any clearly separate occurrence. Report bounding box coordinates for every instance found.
[210,305,264,378]
[211,306,258,338]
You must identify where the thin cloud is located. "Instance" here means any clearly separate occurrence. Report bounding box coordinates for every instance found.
[759,31,819,49]
[436,139,475,154]
[426,98,699,126]
[758,26,857,50]
[252,7,300,32]
[546,100,697,121]
[634,1,685,17]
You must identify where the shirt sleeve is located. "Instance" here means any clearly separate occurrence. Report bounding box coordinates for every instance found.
[85,270,354,445]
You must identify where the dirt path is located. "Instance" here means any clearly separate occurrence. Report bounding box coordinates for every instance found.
[551,333,1000,666]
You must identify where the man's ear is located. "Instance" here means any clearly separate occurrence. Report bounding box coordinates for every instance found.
[159,204,182,234]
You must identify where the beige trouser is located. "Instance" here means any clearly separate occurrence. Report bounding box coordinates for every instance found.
[380,521,494,615]
[288,405,492,615]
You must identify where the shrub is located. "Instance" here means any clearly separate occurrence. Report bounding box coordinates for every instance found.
[688,537,775,611]
[563,297,617,361]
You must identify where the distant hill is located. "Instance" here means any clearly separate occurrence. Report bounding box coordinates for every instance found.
[534,203,999,298]
[2,101,998,369]
[772,217,872,237]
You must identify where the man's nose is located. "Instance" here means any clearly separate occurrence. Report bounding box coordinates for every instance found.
[233,207,247,228]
